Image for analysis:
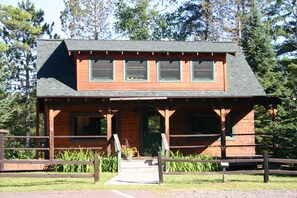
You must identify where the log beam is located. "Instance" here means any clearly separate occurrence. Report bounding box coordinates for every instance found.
[157,107,177,146]
[214,108,231,159]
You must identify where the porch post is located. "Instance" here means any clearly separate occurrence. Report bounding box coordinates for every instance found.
[49,109,60,160]
[214,108,230,159]
[35,100,40,159]
[101,109,117,157]
[158,107,176,147]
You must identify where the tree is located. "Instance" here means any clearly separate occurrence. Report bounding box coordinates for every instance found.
[0,1,54,149]
[61,0,114,39]
[114,0,162,40]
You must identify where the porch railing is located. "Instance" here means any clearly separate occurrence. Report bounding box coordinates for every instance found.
[113,134,122,173]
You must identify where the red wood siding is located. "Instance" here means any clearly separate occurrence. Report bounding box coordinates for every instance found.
[75,52,226,91]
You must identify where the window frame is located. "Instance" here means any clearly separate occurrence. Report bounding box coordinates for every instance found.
[157,59,182,82]
[89,58,115,82]
[124,59,149,82]
[70,112,107,142]
[190,59,215,82]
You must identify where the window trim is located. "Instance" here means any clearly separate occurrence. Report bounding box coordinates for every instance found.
[123,59,149,82]
[157,59,182,82]
[89,58,115,82]
[190,59,215,82]
[70,112,107,142]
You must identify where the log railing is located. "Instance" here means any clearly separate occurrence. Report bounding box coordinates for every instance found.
[113,134,122,173]
[0,154,100,184]
[158,151,297,184]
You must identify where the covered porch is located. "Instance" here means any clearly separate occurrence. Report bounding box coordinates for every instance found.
[37,96,280,160]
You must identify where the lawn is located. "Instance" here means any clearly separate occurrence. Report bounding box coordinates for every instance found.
[0,173,297,193]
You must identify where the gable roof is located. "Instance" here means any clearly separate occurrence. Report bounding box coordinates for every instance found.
[37,39,266,98]
[64,40,238,54]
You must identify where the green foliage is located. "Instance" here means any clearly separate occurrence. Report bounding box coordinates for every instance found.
[53,149,117,173]
[168,151,221,172]
[61,0,113,39]
[114,0,162,40]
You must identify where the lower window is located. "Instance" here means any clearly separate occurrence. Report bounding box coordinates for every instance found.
[70,113,117,142]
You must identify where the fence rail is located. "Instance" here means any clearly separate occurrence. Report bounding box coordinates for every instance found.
[0,154,100,184]
[157,151,297,184]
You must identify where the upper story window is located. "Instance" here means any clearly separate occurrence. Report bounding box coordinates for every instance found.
[125,60,148,81]
[158,60,181,82]
[191,60,214,81]
[90,59,114,81]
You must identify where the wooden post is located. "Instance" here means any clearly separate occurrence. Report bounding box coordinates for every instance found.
[263,151,269,183]
[94,153,100,184]
[36,100,40,159]
[0,130,9,171]
[158,107,176,148]
[49,109,54,160]
[214,108,230,159]
[49,109,60,160]
[101,109,117,157]
[158,152,163,184]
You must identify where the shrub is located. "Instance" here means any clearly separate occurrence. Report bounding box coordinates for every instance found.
[168,150,221,172]
[53,148,117,173]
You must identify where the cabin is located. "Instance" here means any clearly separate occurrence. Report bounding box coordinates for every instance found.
[36,40,279,160]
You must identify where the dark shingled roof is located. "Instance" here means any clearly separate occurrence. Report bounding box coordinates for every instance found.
[37,39,266,98]
[64,39,238,53]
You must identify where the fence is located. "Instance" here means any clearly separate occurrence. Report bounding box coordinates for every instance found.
[0,154,100,184]
[157,151,297,184]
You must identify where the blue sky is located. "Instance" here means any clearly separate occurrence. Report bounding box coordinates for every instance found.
[1,0,66,38]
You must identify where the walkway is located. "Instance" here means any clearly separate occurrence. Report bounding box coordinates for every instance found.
[105,158,159,185]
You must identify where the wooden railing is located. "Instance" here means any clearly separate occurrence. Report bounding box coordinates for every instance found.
[169,133,273,150]
[1,135,105,160]
[161,133,169,172]
[0,154,100,184]
[157,151,297,184]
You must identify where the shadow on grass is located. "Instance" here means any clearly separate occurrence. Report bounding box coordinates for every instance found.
[0,179,88,188]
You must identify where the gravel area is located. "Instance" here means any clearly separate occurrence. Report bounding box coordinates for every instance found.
[1,190,297,198]
[165,190,297,198]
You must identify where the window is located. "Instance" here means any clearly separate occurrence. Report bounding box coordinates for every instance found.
[158,60,181,81]
[73,116,107,136]
[190,115,220,134]
[90,59,114,81]
[191,60,214,81]
[189,113,235,139]
[125,60,148,81]
[70,112,118,142]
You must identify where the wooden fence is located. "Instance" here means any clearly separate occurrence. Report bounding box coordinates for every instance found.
[0,154,100,184]
[157,151,297,184]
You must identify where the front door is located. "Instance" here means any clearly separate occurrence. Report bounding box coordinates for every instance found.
[142,109,164,156]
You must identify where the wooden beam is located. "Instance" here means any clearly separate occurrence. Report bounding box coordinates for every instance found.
[157,107,177,146]
[49,109,61,160]
[36,100,40,159]
[101,109,118,156]
[213,108,231,159]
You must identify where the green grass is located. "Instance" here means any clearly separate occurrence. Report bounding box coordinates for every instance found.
[0,173,297,193]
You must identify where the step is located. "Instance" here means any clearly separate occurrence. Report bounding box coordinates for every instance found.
[121,159,158,168]
[121,166,158,173]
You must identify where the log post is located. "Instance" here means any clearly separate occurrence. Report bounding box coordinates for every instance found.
[158,107,176,147]
[94,153,100,184]
[214,108,230,159]
[49,109,60,160]
[101,109,117,157]
[263,151,269,183]
[158,151,163,184]
[0,129,9,171]
[36,100,40,159]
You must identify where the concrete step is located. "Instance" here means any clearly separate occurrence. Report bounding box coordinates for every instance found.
[120,158,158,173]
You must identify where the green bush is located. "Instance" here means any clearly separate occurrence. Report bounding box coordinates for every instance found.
[168,150,221,172]
[53,148,117,173]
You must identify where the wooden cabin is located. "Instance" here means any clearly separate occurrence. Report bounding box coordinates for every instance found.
[36,40,279,159]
